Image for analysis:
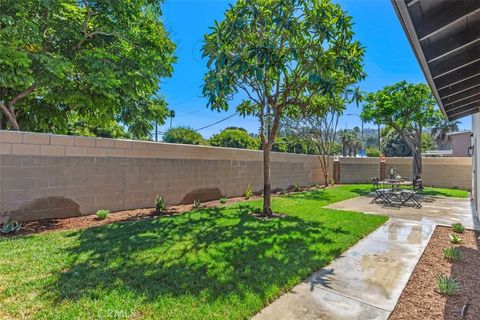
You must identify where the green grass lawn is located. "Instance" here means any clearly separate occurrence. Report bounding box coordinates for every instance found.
[417,186,469,198]
[0,184,464,319]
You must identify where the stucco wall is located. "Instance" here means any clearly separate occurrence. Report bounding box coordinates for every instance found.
[450,132,471,157]
[0,131,327,222]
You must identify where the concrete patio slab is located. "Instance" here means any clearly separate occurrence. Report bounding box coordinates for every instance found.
[253,219,431,320]
[254,282,390,320]
[253,195,480,319]
[325,195,479,230]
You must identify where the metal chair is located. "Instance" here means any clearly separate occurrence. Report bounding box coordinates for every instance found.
[371,178,391,204]
[400,178,422,208]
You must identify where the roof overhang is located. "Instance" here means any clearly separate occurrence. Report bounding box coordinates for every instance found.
[392,0,480,121]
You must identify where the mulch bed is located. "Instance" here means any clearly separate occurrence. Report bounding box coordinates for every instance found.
[390,226,480,320]
[2,185,322,237]
[2,195,252,237]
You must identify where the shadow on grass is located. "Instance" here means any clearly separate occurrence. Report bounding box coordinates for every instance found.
[285,186,373,202]
[47,204,356,313]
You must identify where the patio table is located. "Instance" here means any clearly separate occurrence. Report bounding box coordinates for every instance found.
[379,179,413,190]
[378,180,417,207]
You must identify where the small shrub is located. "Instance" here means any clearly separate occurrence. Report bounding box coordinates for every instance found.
[155,195,167,212]
[449,233,463,244]
[366,147,381,157]
[244,185,253,200]
[436,275,461,296]
[443,247,463,262]
[451,223,465,234]
[96,209,109,220]
[193,199,201,209]
[0,219,21,234]
[219,197,228,204]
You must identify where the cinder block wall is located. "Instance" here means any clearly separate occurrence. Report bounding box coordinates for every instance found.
[338,156,472,190]
[0,131,328,222]
[339,157,379,183]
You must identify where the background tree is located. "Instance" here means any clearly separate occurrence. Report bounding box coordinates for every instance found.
[350,127,362,156]
[0,0,176,138]
[365,147,380,157]
[272,135,314,154]
[209,128,260,150]
[283,90,357,185]
[163,126,206,145]
[381,128,435,157]
[430,120,460,150]
[362,81,441,180]
[339,129,360,157]
[202,0,364,216]
[339,129,351,157]
[381,128,412,157]
[224,126,248,132]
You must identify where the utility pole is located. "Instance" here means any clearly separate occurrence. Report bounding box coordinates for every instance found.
[378,123,381,152]
[155,121,158,142]
[169,110,175,130]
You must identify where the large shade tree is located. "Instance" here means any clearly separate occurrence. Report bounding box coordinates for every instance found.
[0,0,176,138]
[362,81,442,180]
[202,0,364,216]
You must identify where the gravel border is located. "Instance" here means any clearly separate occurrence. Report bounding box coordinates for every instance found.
[390,226,480,320]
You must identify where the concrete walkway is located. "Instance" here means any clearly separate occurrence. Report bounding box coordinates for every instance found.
[254,196,478,320]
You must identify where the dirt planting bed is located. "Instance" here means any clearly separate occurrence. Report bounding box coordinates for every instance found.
[1,185,323,237]
[390,226,480,320]
[1,195,254,237]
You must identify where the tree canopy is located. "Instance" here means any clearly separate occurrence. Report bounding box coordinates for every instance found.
[209,128,259,150]
[202,0,364,215]
[0,0,176,139]
[163,126,206,145]
[361,81,441,179]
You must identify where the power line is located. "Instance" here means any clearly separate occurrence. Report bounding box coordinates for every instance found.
[195,112,239,131]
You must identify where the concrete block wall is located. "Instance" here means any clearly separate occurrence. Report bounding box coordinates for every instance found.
[338,156,472,190]
[339,157,380,183]
[0,131,327,222]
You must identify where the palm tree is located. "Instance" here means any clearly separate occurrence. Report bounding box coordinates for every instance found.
[351,135,362,157]
[430,120,460,150]
[339,129,361,157]
[339,129,351,157]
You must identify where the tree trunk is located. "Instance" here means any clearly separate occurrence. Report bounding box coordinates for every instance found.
[414,128,423,179]
[7,115,20,130]
[0,103,20,130]
[318,154,329,187]
[398,129,423,181]
[412,146,422,179]
[262,143,273,217]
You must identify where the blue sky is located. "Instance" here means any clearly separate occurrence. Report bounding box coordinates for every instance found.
[159,0,471,138]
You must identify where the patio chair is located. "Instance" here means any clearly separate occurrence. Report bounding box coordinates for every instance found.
[400,178,422,208]
[371,178,391,204]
